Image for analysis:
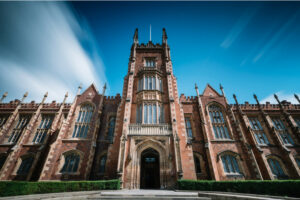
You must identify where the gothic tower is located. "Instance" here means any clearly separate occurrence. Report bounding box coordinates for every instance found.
[105,28,197,189]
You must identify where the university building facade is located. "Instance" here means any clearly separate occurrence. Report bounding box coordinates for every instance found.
[0,29,300,189]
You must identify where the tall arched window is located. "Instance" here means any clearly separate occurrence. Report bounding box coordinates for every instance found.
[72,104,94,138]
[0,114,9,128]
[248,117,269,145]
[61,153,80,173]
[33,115,54,143]
[17,155,34,175]
[271,118,294,145]
[99,155,107,174]
[107,117,116,142]
[185,117,193,138]
[194,155,201,173]
[8,115,31,143]
[267,158,287,179]
[208,105,230,139]
[0,154,7,170]
[221,154,240,174]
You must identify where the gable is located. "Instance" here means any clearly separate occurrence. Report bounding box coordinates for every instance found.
[202,84,221,97]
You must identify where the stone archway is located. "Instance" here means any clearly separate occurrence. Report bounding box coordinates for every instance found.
[129,139,168,189]
[140,148,160,189]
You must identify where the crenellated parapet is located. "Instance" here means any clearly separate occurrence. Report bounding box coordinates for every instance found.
[179,94,198,104]
[231,101,300,111]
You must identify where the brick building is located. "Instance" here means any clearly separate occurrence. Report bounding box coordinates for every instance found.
[0,28,300,189]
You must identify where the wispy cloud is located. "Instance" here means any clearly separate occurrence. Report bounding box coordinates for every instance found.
[260,91,299,104]
[0,2,106,102]
[253,11,299,63]
[221,7,259,49]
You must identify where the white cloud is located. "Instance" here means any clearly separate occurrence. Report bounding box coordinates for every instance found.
[0,2,106,102]
[221,7,259,49]
[260,91,299,104]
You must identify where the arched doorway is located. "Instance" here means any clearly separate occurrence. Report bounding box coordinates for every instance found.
[140,148,160,189]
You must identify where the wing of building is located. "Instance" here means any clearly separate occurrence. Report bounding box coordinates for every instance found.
[0,29,300,189]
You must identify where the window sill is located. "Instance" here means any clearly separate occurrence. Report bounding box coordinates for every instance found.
[62,138,91,143]
[23,143,43,147]
[0,143,15,146]
[211,139,235,143]
[225,173,244,178]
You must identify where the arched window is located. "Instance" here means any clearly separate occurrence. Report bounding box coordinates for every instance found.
[208,105,230,139]
[267,158,287,179]
[248,117,269,145]
[8,115,31,143]
[107,117,116,142]
[0,154,7,170]
[194,155,201,173]
[221,154,240,174]
[17,156,34,175]
[99,156,107,174]
[72,104,94,138]
[295,157,300,169]
[271,118,294,145]
[61,153,80,173]
[33,115,54,143]
[185,117,193,138]
[0,114,9,128]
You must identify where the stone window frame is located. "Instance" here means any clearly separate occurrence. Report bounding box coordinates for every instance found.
[12,153,35,176]
[247,115,271,146]
[30,114,55,144]
[193,152,205,176]
[105,113,116,143]
[137,75,163,92]
[143,57,157,68]
[69,102,95,139]
[97,151,108,176]
[136,101,164,124]
[217,150,244,178]
[294,155,300,169]
[0,153,8,171]
[206,102,233,140]
[293,116,300,128]
[266,154,289,179]
[6,113,32,144]
[57,149,84,175]
[184,114,196,140]
[270,116,295,146]
[0,113,10,129]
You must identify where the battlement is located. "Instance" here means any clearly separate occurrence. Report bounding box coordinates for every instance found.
[104,94,121,101]
[231,101,300,111]
[179,94,197,103]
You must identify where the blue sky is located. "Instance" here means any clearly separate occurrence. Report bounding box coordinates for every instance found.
[0,2,299,104]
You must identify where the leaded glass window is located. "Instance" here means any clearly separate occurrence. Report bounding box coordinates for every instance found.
[185,117,193,138]
[221,154,240,174]
[17,156,34,175]
[194,156,201,173]
[0,114,9,128]
[271,118,294,145]
[72,104,94,138]
[107,117,116,142]
[61,153,80,173]
[267,158,287,179]
[145,59,155,67]
[208,105,230,139]
[0,155,7,170]
[32,115,54,143]
[8,115,31,143]
[99,155,107,173]
[294,118,300,128]
[248,117,269,145]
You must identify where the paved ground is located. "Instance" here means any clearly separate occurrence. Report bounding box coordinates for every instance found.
[0,190,298,200]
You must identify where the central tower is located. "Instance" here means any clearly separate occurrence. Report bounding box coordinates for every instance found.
[106,28,197,189]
